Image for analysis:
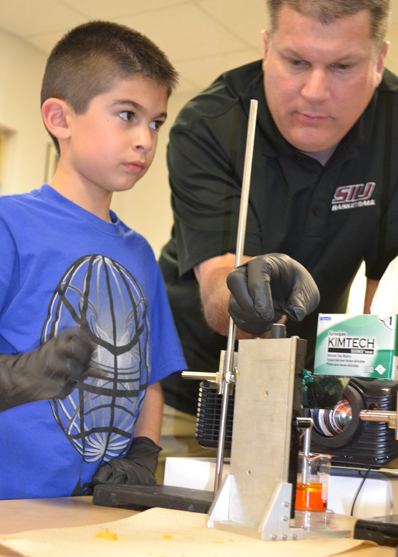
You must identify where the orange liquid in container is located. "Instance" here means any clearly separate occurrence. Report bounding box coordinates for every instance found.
[295,481,327,512]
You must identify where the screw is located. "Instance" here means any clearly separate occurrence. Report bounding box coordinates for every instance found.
[282,535,287,540]
[271,535,277,540]
[283,516,288,522]
[292,534,298,540]
[284,502,289,507]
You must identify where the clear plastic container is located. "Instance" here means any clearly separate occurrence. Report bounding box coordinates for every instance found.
[295,452,331,530]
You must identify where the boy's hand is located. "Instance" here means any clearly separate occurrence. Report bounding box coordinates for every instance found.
[0,328,95,411]
[92,437,161,486]
[227,253,320,335]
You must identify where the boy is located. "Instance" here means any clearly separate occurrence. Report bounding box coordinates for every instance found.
[0,21,186,499]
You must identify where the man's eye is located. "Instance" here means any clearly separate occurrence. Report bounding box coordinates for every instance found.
[149,120,163,131]
[119,111,134,121]
[331,63,350,71]
[288,59,306,68]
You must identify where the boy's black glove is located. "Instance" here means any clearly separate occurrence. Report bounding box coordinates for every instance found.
[0,328,95,411]
[91,437,161,486]
[227,253,320,336]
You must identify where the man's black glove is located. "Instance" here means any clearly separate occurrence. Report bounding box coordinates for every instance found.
[227,253,320,336]
[0,328,95,411]
[92,437,161,486]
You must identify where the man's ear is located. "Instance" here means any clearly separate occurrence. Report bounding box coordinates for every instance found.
[261,29,270,61]
[41,98,71,141]
[376,41,389,84]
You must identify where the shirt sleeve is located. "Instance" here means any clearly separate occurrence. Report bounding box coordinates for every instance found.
[0,217,19,316]
[365,174,398,280]
[0,217,20,353]
[168,101,263,277]
[148,261,186,384]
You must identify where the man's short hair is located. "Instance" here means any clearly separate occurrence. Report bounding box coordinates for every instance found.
[41,21,178,151]
[266,0,391,49]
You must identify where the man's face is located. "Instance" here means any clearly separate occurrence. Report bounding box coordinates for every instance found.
[262,6,388,154]
[64,77,168,196]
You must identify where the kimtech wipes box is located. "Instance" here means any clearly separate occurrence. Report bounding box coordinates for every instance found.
[314,314,398,379]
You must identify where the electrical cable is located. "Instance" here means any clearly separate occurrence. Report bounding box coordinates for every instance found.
[350,466,371,516]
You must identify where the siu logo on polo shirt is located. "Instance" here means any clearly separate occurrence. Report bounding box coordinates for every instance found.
[331,182,376,211]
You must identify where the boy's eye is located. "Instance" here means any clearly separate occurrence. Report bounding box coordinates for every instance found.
[149,120,163,131]
[119,111,134,122]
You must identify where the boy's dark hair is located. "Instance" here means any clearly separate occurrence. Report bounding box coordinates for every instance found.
[41,21,178,152]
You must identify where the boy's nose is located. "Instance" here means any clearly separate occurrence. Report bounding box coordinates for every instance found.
[132,126,153,152]
[301,68,330,103]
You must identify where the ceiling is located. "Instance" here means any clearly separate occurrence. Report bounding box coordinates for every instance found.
[1,0,398,95]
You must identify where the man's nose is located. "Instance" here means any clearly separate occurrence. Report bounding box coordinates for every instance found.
[301,68,330,103]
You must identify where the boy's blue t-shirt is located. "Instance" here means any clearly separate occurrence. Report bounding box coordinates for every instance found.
[0,184,186,499]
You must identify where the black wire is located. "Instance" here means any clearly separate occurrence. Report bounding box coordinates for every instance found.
[350,466,371,516]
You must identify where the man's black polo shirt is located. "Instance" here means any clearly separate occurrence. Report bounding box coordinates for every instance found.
[159,61,398,415]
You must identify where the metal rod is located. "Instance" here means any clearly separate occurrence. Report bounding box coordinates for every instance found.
[300,418,313,487]
[360,410,396,422]
[213,99,258,495]
[181,371,218,381]
[235,99,258,267]
[360,409,398,440]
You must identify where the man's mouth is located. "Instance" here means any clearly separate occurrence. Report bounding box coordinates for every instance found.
[296,111,329,123]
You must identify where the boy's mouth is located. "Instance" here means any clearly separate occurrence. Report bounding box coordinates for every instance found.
[123,161,145,174]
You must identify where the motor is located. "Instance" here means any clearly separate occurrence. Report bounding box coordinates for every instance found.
[310,377,398,468]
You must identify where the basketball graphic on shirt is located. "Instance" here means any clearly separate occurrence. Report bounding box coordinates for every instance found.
[41,254,150,464]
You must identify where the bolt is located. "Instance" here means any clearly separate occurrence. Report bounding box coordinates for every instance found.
[292,534,298,540]
[282,535,287,540]
[284,502,289,507]
[271,535,277,541]
[283,516,288,522]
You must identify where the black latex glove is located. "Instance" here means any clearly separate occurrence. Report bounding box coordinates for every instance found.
[0,328,95,411]
[92,437,161,486]
[227,253,320,336]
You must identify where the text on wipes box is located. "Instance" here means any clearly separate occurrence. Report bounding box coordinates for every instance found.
[314,314,398,379]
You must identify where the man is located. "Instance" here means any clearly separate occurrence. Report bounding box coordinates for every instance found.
[159,0,398,427]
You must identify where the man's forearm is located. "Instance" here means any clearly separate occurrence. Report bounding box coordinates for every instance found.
[194,253,257,339]
[364,278,379,314]
[198,265,233,336]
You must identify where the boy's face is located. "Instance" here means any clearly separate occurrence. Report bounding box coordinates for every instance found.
[64,77,168,195]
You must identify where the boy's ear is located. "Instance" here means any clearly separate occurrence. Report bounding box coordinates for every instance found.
[41,98,72,141]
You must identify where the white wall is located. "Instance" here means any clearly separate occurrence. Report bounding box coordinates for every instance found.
[386,24,398,75]
[0,28,49,196]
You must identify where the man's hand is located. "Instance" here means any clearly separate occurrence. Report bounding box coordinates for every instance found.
[227,253,320,335]
[0,328,95,410]
[91,437,161,486]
